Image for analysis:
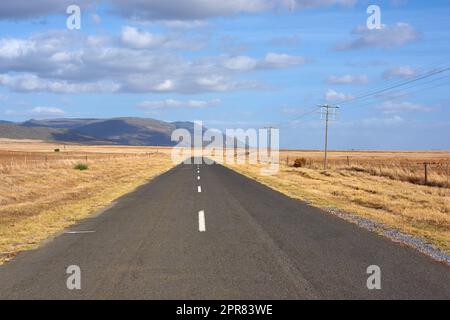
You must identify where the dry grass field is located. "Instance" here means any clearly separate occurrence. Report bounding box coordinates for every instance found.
[1,138,449,263]
[0,139,176,264]
[226,150,450,253]
[279,150,450,188]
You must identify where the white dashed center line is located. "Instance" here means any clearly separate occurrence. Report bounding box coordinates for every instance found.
[198,210,206,232]
[65,231,95,234]
[197,176,200,180]
[198,185,202,193]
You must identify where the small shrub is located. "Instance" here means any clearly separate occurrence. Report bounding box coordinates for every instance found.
[293,157,307,168]
[74,163,89,171]
[54,148,60,152]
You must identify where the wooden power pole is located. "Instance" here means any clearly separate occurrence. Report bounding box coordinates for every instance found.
[264,126,275,160]
[319,105,339,170]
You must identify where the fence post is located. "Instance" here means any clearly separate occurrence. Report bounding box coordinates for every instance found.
[446,163,449,187]
[347,156,350,166]
[424,162,428,185]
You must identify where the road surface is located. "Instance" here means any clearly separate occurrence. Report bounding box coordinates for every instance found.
[0,159,449,299]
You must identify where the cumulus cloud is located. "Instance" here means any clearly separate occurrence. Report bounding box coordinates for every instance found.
[325,89,354,102]
[111,0,357,21]
[137,98,220,110]
[335,23,420,50]
[261,52,305,68]
[222,56,258,71]
[119,26,204,50]
[30,106,65,115]
[120,26,165,49]
[0,29,305,94]
[382,65,417,79]
[221,53,305,71]
[0,73,120,93]
[5,106,66,117]
[0,0,358,21]
[0,0,94,20]
[325,74,368,85]
[161,20,209,29]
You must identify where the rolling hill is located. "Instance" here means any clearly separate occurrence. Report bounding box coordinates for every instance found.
[0,117,205,146]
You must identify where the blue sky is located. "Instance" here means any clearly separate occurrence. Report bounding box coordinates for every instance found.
[0,0,449,149]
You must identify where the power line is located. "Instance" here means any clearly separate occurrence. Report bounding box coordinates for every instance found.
[341,66,450,108]
[273,58,450,140]
[343,73,450,112]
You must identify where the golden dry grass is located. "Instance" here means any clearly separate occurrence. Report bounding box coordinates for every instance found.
[226,155,450,253]
[279,150,450,188]
[0,140,176,264]
[1,139,449,262]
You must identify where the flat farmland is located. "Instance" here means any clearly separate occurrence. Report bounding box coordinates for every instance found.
[0,139,176,264]
[227,149,450,254]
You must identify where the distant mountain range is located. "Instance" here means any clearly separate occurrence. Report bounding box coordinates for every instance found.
[0,117,205,146]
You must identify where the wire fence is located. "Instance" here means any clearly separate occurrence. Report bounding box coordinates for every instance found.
[280,155,450,188]
[0,151,165,173]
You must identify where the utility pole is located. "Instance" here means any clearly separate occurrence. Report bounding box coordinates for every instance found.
[319,104,339,170]
[264,126,275,160]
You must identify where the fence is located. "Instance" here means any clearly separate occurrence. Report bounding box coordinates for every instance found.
[0,151,163,172]
[280,155,450,188]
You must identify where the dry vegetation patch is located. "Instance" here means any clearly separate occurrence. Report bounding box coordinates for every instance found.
[227,155,450,253]
[0,141,175,264]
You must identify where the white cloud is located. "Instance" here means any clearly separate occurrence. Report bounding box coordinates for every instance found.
[30,106,65,115]
[0,0,93,20]
[111,0,272,21]
[153,80,174,91]
[375,101,433,114]
[120,26,164,49]
[325,89,354,102]
[326,74,368,85]
[0,38,36,59]
[0,0,358,21]
[0,29,304,94]
[262,52,305,68]
[0,73,120,93]
[161,20,209,29]
[335,23,420,50]
[223,56,258,71]
[222,53,305,71]
[383,65,416,79]
[110,0,358,21]
[5,106,66,117]
[137,98,220,110]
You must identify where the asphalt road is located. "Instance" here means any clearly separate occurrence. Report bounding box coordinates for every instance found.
[0,159,449,299]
